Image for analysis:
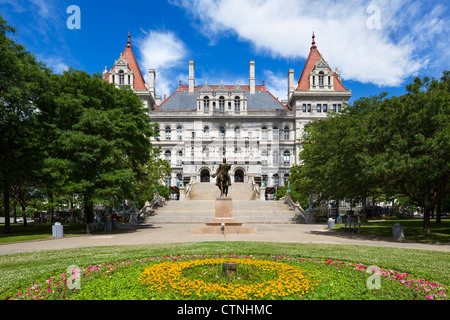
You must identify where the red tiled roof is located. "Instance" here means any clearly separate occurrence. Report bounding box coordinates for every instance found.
[296,33,348,91]
[104,32,147,91]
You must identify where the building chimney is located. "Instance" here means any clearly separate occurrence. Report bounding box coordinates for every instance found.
[249,60,255,94]
[148,69,156,98]
[288,69,295,99]
[189,60,195,93]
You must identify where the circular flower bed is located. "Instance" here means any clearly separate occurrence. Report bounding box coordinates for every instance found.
[9,254,448,300]
[139,257,318,299]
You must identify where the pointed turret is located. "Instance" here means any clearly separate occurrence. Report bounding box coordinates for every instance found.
[296,32,348,91]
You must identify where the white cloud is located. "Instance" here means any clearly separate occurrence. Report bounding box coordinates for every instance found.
[41,56,69,74]
[263,70,288,101]
[171,0,449,87]
[137,30,188,96]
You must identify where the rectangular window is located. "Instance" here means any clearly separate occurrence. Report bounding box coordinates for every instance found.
[338,104,342,112]
[307,104,311,112]
[302,104,307,112]
[333,104,337,112]
[323,104,327,113]
[317,104,322,113]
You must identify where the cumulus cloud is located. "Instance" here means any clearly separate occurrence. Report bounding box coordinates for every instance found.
[171,0,449,87]
[137,30,188,97]
[263,70,288,101]
[40,56,69,74]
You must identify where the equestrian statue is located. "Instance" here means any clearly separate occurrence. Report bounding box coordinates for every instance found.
[212,158,232,197]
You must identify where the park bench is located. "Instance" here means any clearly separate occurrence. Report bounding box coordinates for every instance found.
[343,219,361,234]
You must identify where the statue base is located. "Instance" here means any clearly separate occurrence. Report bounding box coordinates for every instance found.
[192,197,257,235]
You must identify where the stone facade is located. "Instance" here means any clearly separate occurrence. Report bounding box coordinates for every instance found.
[104,33,351,198]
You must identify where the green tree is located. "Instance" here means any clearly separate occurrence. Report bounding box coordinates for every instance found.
[133,151,172,208]
[38,69,159,223]
[371,73,449,233]
[295,73,449,233]
[0,16,50,233]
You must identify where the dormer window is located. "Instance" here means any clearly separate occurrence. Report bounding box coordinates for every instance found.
[204,96,210,112]
[119,70,125,85]
[318,71,324,86]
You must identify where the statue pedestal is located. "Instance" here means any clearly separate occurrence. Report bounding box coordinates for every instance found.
[192,197,257,235]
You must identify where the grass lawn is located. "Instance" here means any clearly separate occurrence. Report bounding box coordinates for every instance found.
[0,223,87,243]
[0,241,449,300]
[334,218,450,243]
[0,218,449,300]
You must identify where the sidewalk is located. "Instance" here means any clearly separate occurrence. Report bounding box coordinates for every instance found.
[1,223,449,255]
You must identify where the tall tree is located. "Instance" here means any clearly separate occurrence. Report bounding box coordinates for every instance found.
[0,16,50,233]
[38,69,159,223]
[371,73,449,233]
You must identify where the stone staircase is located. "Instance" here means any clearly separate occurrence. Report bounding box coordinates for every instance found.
[145,182,302,224]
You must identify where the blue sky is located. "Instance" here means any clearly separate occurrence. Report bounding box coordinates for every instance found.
[1,0,449,104]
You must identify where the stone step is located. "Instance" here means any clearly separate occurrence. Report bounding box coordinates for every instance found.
[187,182,257,200]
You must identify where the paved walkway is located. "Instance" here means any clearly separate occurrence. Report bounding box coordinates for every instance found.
[1,223,449,255]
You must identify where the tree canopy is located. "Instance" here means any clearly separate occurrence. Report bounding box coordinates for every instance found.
[295,72,449,233]
[1,16,165,230]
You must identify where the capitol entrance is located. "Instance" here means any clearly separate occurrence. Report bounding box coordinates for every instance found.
[200,168,210,182]
[234,169,244,182]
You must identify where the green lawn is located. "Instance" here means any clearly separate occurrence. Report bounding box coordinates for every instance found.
[0,241,449,300]
[0,223,87,243]
[1,218,449,300]
[334,218,450,243]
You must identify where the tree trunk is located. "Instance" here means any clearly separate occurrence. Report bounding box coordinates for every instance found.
[361,196,367,221]
[21,202,28,227]
[372,194,376,219]
[13,200,17,223]
[48,192,54,223]
[423,206,431,234]
[3,183,11,233]
[436,199,442,224]
[84,194,94,223]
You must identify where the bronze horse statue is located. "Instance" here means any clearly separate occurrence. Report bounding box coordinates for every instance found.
[212,158,231,197]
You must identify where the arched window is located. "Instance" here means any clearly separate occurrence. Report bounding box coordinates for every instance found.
[202,147,209,158]
[283,150,290,165]
[219,96,225,112]
[119,70,125,85]
[262,127,267,140]
[177,150,183,166]
[204,96,210,112]
[234,126,240,138]
[273,174,280,186]
[272,150,279,165]
[165,126,171,140]
[165,150,172,165]
[273,126,279,140]
[318,71,324,86]
[234,147,242,157]
[234,96,240,112]
[219,147,226,157]
[261,149,268,165]
[203,126,210,138]
[219,126,226,138]
[283,127,290,140]
[176,126,182,140]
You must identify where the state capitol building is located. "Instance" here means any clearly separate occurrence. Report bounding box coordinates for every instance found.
[103,32,351,199]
